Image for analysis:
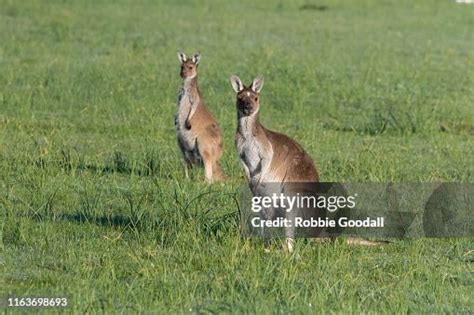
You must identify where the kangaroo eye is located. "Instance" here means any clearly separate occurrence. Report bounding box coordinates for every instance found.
[254,97,258,101]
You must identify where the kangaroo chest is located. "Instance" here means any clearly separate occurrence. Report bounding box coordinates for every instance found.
[236,117,273,184]
[176,84,200,162]
[237,136,263,174]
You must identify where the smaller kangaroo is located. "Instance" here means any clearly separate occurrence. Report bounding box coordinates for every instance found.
[176,52,225,183]
[230,75,319,251]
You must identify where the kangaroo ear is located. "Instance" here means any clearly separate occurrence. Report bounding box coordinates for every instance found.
[192,52,201,64]
[230,75,244,93]
[251,76,264,93]
[177,52,187,63]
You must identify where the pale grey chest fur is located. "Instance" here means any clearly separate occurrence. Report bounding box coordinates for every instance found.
[176,82,200,161]
[236,115,273,186]
[176,85,192,129]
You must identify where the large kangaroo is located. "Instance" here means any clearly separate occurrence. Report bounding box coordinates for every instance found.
[230,75,319,185]
[230,75,383,251]
[230,75,319,251]
[176,52,225,183]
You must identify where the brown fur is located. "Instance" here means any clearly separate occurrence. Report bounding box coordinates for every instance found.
[264,130,319,182]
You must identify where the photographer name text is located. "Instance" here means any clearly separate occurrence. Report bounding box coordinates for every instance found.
[251,216,385,228]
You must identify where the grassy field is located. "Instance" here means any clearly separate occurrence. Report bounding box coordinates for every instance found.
[1,0,473,313]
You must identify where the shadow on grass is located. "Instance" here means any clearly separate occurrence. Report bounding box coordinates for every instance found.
[16,211,145,230]
[70,151,162,177]
[61,213,136,229]
[35,150,175,179]
[299,4,328,11]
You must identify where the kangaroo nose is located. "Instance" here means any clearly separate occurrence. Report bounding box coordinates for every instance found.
[243,104,252,114]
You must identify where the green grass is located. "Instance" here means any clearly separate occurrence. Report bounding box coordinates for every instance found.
[1,0,473,313]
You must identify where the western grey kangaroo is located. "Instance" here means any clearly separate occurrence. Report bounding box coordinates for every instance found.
[176,52,225,183]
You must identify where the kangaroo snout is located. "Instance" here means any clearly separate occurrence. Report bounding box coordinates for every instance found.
[237,92,259,116]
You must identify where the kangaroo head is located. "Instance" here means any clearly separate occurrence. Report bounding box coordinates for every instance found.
[177,52,201,79]
[230,75,264,116]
